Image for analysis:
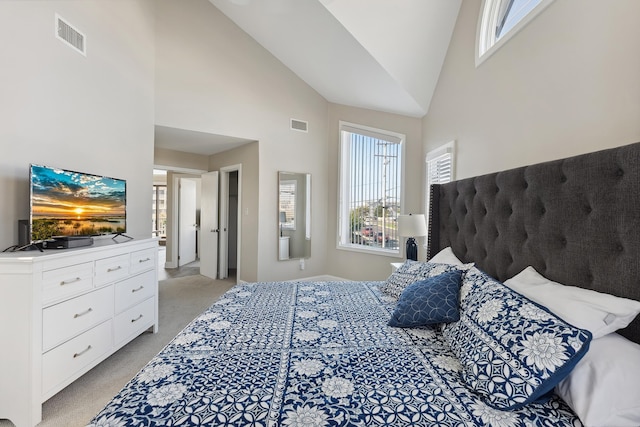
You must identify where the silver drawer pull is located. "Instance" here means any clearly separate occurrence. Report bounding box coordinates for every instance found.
[107,266,122,273]
[131,286,144,293]
[73,308,93,318]
[138,258,151,263]
[60,277,82,286]
[73,345,92,358]
[131,314,143,323]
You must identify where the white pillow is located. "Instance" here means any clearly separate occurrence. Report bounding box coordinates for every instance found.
[504,266,640,338]
[556,333,640,427]
[429,247,465,266]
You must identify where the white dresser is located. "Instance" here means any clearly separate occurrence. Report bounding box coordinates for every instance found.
[0,237,158,427]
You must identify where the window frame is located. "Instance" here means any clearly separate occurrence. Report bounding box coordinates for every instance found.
[337,121,406,256]
[476,0,556,67]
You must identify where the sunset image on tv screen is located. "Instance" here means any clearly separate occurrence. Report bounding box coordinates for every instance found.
[30,165,126,241]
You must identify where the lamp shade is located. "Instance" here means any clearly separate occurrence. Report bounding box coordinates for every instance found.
[397,214,428,238]
[279,212,287,223]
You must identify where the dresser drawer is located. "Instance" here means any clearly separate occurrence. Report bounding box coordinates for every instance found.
[94,254,130,287]
[42,319,112,397]
[130,247,157,275]
[114,270,155,313]
[42,262,94,305]
[114,297,155,346]
[42,285,114,352]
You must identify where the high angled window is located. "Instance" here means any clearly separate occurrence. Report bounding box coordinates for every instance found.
[477,0,555,65]
[338,122,405,255]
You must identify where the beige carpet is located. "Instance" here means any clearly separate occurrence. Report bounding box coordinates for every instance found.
[0,274,235,427]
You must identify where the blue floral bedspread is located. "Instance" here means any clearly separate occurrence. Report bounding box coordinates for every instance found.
[89,281,581,426]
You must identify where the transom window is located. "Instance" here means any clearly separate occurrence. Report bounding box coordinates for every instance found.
[337,121,404,255]
[477,0,555,65]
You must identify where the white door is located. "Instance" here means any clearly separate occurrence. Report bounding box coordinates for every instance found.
[178,178,197,266]
[200,171,219,279]
[218,171,229,279]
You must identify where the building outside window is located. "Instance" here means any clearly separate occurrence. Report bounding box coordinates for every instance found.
[152,185,167,238]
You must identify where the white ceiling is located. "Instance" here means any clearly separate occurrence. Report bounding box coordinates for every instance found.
[156,0,462,156]
[155,125,256,156]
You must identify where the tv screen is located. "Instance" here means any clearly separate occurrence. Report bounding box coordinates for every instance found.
[30,164,126,241]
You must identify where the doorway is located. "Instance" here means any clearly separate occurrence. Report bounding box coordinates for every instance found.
[178,177,198,267]
[219,165,241,280]
[157,167,241,282]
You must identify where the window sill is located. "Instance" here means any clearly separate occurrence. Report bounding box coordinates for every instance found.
[337,243,402,258]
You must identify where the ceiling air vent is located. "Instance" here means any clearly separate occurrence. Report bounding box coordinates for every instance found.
[55,14,86,56]
[290,119,308,133]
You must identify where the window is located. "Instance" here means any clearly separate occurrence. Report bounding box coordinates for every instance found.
[477,0,555,65]
[338,121,405,254]
[425,141,455,219]
[152,185,167,237]
[279,179,296,230]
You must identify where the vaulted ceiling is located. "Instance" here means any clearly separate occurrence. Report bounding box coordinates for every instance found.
[155,0,462,157]
[209,0,462,118]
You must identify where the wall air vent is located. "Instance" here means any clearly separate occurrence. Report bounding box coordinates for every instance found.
[290,119,308,133]
[55,14,86,56]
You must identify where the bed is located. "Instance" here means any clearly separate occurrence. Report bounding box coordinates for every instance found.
[89,142,640,427]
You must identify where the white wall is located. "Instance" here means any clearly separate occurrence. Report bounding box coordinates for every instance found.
[154,0,329,282]
[424,0,640,179]
[0,1,155,247]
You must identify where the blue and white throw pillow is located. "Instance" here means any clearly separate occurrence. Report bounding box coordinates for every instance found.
[442,267,592,410]
[388,270,463,327]
[380,260,464,300]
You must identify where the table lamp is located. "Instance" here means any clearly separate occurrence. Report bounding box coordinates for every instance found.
[397,214,427,261]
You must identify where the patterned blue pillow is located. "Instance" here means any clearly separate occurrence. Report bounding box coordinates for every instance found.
[380,260,464,300]
[442,267,592,410]
[388,270,463,327]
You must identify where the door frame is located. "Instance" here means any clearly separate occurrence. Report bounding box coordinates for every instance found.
[219,164,242,281]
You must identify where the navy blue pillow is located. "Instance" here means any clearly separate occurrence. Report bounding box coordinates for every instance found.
[388,270,463,327]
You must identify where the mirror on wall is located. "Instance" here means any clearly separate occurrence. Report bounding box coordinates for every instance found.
[278,171,311,261]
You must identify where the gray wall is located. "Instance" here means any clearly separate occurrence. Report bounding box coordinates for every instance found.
[0,1,156,248]
[424,0,640,179]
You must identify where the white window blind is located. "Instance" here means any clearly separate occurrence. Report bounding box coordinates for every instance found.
[425,141,455,217]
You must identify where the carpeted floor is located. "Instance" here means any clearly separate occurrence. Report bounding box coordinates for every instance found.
[0,273,235,427]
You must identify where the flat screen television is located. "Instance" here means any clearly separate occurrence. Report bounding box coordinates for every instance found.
[29,164,126,242]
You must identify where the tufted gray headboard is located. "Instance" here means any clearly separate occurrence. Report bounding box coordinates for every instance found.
[428,142,640,344]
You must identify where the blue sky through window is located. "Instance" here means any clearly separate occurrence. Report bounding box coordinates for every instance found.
[498,0,543,38]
